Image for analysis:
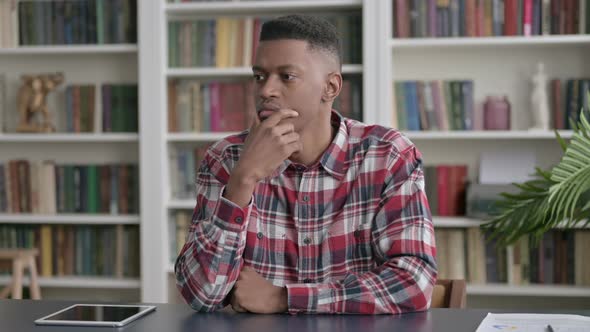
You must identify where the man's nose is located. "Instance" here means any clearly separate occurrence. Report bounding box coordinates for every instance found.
[258,76,279,99]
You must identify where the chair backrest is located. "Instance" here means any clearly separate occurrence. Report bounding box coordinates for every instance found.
[431,279,467,308]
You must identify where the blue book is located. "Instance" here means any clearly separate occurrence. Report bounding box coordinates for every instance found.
[462,81,474,130]
[405,82,421,131]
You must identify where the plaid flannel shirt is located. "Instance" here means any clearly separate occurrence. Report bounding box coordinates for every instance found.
[175,111,437,314]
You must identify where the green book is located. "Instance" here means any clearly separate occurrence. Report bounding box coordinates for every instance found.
[96,0,105,44]
[87,165,98,213]
[394,82,407,130]
[128,85,138,132]
[64,166,75,213]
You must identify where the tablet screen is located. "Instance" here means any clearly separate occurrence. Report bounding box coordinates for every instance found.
[45,305,144,322]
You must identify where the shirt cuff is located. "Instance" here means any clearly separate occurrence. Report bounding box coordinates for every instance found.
[285,283,321,314]
[211,186,253,232]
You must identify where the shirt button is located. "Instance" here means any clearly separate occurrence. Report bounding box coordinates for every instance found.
[303,278,313,283]
[256,232,263,239]
[303,237,311,245]
[302,195,310,202]
[296,166,305,172]
[235,216,243,224]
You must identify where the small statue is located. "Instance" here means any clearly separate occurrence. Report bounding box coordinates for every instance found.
[16,73,64,133]
[529,62,550,131]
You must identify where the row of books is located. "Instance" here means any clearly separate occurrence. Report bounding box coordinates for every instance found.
[171,210,190,263]
[0,224,140,278]
[437,228,590,286]
[168,78,363,133]
[393,80,474,131]
[168,14,362,68]
[170,146,208,199]
[0,161,139,215]
[64,84,138,133]
[551,78,590,130]
[393,0,590,38]
[0,0,137,48]
[424,165,468,216]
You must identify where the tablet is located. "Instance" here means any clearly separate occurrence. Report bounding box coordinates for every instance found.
[34,304,157,327]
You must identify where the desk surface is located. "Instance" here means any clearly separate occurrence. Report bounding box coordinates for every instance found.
[1,300,588,332]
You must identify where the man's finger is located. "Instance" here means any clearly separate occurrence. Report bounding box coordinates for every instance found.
[261,109,298,127]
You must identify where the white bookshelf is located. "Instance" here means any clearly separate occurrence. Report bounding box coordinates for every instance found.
[0,4,141,303]
[165,0,362,17]
[0,44,138,55]
[166,130,574,143]
[377,0,590,308]
[467,284,590,297]
[0,213,140,225]
[0,133,139,143]
[167,199,194,210]
[390,35,590,49]
[0,276,140,289]
[167,64,363,78]
[139,0,590,308]
[139,0,375,304]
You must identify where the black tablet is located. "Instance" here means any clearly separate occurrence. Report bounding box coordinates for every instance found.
[34,304,156,327]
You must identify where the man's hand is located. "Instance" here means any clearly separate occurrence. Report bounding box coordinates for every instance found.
[224,109,301,207]
[230,266,288,314]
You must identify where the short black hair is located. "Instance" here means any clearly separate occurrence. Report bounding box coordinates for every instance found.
[259,14,342,68]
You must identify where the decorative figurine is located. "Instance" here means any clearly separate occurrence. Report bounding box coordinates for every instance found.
[16,73,64,133]
[529,62,550,131]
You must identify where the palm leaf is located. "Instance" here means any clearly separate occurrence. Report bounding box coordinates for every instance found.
[481,104,590,246]
[480,167,555,247]
[547,113,590,226]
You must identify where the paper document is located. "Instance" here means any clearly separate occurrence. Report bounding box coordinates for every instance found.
[476,313,590,332]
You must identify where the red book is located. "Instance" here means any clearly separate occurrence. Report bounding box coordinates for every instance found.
[465,0,476,37]
[476,0,486,36]
[523,0,533,36]
[436,165,450,216]
[395,0,410,38]
[551,79,564,130]
[450,166,468,216]
[504,0,518,35]
[251,19,262,64]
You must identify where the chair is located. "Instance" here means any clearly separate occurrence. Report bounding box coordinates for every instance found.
[431,279,466,308]
[0,249,42,300]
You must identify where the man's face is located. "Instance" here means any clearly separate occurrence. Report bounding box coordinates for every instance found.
[252,39,328,132]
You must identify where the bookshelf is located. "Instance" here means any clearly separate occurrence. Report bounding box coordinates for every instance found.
[136,0,374,304]
[0,0,141,302]
[0,44,138,55]
[0,213,139,225]
[0,275,140,289]
[141,0,590,309]
[379,0,590,308]
[0,133,139,143]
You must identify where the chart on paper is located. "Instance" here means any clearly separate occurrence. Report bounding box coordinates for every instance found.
[476,313,590,332]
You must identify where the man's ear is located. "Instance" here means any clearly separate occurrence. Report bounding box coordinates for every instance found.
[321,72,342,103]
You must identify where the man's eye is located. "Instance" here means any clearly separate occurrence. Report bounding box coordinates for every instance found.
[253,74,265,81]
[281,74,295,81]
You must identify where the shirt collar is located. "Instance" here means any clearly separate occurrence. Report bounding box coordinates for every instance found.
[319,110,348,180]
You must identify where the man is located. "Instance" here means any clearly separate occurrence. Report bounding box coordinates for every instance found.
[175,14,436,315]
